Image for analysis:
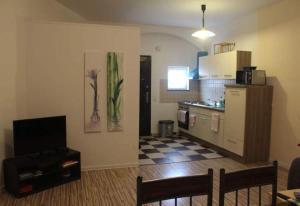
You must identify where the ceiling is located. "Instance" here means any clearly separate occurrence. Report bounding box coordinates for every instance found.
[57,0,280,29]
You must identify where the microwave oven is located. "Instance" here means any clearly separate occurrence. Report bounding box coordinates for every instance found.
[236,70,266,85]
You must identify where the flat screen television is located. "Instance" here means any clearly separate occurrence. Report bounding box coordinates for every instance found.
[13,116,67,156]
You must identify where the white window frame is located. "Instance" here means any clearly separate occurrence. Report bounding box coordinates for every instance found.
[167,66,190,91]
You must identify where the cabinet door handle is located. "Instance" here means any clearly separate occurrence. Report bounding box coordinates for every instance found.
[199,75,209,79]
[145,91,149,104]
[227,139,237,144]
[230,90,240,96]
[198,116,210,120]
[210,74,219,78]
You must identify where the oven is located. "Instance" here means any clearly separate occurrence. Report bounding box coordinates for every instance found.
[178,104,189,130]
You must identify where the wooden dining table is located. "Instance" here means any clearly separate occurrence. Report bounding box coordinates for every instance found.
[276,189,300,206]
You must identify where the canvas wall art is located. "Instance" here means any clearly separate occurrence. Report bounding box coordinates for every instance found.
[107,52,124,132]
[84,51,104,133]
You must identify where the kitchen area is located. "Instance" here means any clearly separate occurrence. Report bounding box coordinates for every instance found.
[140,32,273,166]
[177,49,273,164]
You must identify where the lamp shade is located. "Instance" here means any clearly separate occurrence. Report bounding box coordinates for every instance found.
[192,28,215,40]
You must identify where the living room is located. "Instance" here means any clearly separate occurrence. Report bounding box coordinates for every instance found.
[1,0,300,205]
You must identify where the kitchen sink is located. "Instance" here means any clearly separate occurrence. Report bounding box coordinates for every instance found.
[192,102,212,107]
[180,100,225,110]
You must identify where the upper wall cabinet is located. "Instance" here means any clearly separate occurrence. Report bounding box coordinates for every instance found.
[198,50,251,79]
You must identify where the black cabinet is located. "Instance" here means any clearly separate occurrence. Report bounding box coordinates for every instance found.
[3,148,81,197]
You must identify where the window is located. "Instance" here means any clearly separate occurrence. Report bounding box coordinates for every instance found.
[167,66,189,90]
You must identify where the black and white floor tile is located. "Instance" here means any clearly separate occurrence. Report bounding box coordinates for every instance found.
[139,135,224,165]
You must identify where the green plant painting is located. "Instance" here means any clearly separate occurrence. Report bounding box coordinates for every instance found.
[107,52,123,131]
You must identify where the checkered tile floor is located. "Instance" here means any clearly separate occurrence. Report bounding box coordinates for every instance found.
[139,135,224,165]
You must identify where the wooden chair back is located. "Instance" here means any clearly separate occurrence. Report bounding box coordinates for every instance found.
[288,157,300,189]
[219,161,278,206]
[137,169,213,206]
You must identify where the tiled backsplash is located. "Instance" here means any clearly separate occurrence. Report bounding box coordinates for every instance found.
[160,79,200,103]
[199,79,235,102]
[159,79,235,103]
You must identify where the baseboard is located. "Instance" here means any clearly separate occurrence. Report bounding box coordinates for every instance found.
[81,162,138,171]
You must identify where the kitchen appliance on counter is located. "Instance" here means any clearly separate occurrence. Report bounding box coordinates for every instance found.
[236,67,266,85]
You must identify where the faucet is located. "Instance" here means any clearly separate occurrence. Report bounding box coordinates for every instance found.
[207,99,217,107]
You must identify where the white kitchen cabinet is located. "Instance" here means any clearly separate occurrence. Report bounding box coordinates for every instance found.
[196,114,224,147]
[196,113,211,142]
[187,113,200,137]
[179,85,273,163]
[223,138,244,157]
[222,85,273,163]
[198,50,251,79]
[224,87,246,156]
[189,107,224,147]
[209,118,224,147]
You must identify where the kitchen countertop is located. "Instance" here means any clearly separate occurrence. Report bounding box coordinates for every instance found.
[178,101,225,112]
[225,84,248,88]
[225,84,272,88]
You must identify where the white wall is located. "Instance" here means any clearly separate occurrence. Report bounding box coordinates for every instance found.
[208,0,300,168]
[23,21,140,170]
[0,0,84,185]
[141,33,199,134]
[140,24,206,50]
[256,0,300,168]
[207,12,258,65]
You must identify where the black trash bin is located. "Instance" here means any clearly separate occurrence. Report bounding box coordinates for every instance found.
[158,120,174,137]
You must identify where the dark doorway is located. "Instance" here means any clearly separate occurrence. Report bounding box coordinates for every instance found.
[139,55,151,136]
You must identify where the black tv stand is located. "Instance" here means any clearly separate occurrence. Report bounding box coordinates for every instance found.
[3,148,80,197]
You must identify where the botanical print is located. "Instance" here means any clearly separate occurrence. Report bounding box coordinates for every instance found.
[107,52,124,132]
[87,70,100,122]
[84,52,103,133]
